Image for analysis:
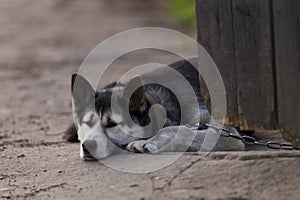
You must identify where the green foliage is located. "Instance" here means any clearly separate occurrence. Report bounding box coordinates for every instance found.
[169,0,196,30]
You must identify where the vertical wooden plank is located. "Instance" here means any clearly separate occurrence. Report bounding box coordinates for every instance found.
[232,0,277,130]
[273,0,300,148]
[196,0,239,126]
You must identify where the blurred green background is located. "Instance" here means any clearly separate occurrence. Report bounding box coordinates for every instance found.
[169,0,196,30]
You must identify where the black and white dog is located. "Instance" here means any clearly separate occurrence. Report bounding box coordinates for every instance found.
[65,58,244,160]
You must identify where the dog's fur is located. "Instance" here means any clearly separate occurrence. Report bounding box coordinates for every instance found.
[65,58,244,160]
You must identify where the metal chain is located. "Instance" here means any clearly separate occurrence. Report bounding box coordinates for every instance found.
[191,123,299,150]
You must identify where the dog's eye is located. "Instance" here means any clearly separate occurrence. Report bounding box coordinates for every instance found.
[105,122,117,128]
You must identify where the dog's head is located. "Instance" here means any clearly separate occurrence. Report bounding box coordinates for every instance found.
[71,74,154,160]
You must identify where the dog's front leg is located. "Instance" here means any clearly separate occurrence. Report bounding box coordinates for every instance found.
[126,125,245,153]
[126,125,198,153]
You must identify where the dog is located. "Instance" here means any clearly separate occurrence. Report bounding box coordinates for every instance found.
[64,58,244,160]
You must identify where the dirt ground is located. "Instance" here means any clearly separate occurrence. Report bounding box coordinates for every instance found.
[0,1,299,199]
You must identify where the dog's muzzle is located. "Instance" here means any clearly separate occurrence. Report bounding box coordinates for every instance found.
[82,140,97,161]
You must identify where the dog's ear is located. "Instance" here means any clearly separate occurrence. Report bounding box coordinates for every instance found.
[71,74,95,111]
[123,76,147,114]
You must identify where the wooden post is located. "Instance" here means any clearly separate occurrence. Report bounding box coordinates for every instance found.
[196,0,300,147]
[196,0,238,126]
[196,0,277,130]
[232,0,277,130]
[273,0,300,147]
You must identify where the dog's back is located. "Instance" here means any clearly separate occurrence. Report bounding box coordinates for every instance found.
[141,58,209,126]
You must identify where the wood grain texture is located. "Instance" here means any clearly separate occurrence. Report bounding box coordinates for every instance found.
[273,0,300,148]
[196,0,239,126]
[232,0,277,129]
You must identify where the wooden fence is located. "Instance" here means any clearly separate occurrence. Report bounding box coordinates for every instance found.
[195,0,299,145]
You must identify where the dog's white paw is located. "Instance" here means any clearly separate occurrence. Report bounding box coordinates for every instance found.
[126,140,159,153]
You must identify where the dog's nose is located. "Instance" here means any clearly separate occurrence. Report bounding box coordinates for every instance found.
[82,140,97,153]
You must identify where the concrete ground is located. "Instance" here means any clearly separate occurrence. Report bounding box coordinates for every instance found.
[0,1,299,199]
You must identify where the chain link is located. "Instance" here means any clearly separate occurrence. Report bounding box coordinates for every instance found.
[192,123,299,150]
